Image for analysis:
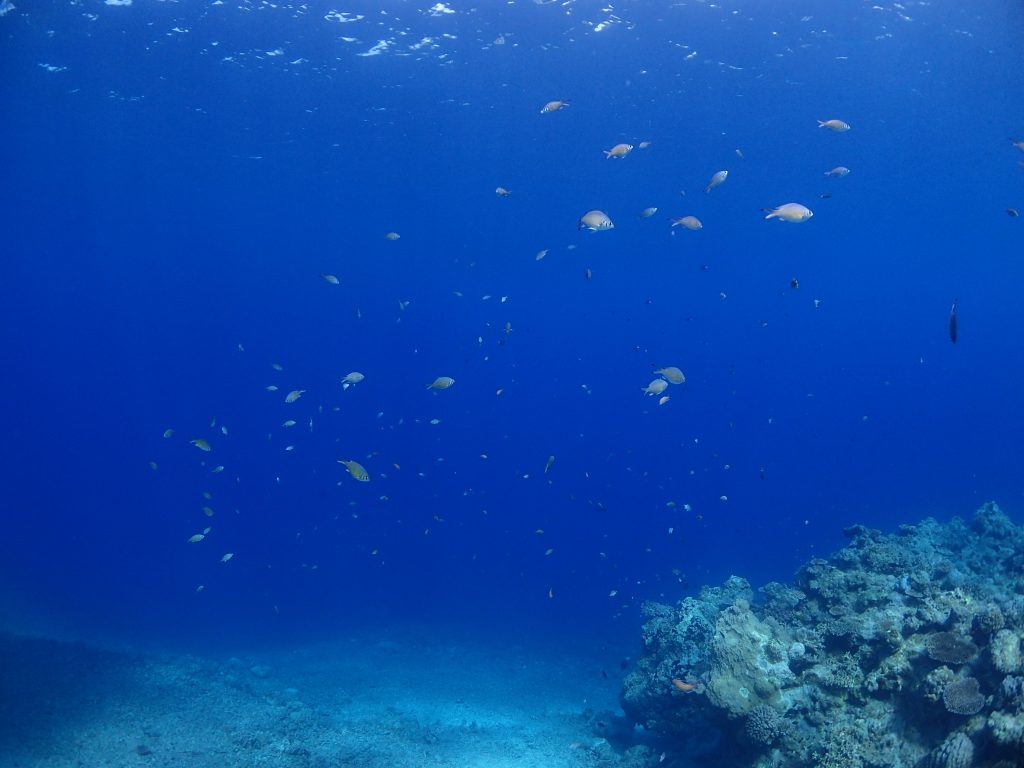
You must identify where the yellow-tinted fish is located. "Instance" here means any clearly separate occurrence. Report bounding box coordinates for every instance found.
[764,203,813,223]
[578,210,614,231]
[642,379,669,396]
[603,143,633,159]
[427,376,456,390]
[338,459,370,482]
[341,371,365,389]
[705,170,728,193]
[190,438,212,452]
[818,119,850,132]
[669,215,702,230]
[284,389,306,403]
[654,366,686,384]
[540,100,570,114]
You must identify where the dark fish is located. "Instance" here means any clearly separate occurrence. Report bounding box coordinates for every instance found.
[949,298,958,344]
[1007,208,1019,218]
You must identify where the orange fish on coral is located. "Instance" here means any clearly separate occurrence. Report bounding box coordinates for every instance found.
[671,678,698,693]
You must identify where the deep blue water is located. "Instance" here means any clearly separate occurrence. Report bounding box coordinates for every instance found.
[1,0,1023,652]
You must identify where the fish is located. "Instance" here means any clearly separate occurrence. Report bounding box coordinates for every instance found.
[669,215,702,230]
[818,119,850,132]
[321,273,340,285]
[825,166,851,177]
[162,429,175,439]
[705,170,728,193]
[603,143,633,159]
[638,141,653,149]
[1007,208,1019,218]
[427,376,456,390]
[949,298,958,344]
[341,371,365,389]
[658,396,670,405]
[544,455,555,473]
[190,438,212,452]
[763,203,813,223]
[642,379,669,396]
[535,249,549,261]
[187,534,205,544]
[495,187,511,197]
[578,210,614,231]
[654,366,685,384]
[284,389,305,403]
[639,207,658,219]
[384,232,401,241]
[671,678,698,693]
[540,100,569,114]
[338,459,370,482]
[221,553,234,563]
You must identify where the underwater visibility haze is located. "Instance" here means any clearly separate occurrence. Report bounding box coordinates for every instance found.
[2,1,1024,766]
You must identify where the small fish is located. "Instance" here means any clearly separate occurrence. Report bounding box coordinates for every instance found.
[603,143,633,159]
[338,459,370,482]
[735,148,745,159]
[578,210,614,231]
[211,466,224,474]
[949,298,958,344]
[639,207,658,219]
[642,379,669,396]
[284,389,305,403]
[427,376,456,390]
[190,438,212,452]
[271,363,283,371]
[535,249,549,261]
[341,371,365,389]
[669,215,702,230]
[495,186,511,197]
[763,203,813,223]
[221,553,234,563]
[585,268,593,281]
[654,366,685,384]
[282,419,297,427]
[187,534,205,544]
[790,278,800,289]
[321,273,340,285]
[658,396,670,405]
[384,231,401,241]
[818,118,850,132]
[544,455,555,473]
[162,429,175,439]
[265,385,279,392]
[1007,208,1019,218]
[202,506,215,517]
[824,166,851,177]
[1010,138,1024,152]
[540,99,570,114]
[705,170,728,193]
[638,140,653,149]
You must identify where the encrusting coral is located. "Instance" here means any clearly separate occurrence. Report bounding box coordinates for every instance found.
[620,502,1024,768]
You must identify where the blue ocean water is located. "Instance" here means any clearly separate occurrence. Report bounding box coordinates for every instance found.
[1,0,1023,661]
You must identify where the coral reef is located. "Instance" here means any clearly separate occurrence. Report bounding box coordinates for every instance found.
[621,502,1024,768]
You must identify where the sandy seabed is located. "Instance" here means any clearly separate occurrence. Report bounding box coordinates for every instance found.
[0,629,631,768]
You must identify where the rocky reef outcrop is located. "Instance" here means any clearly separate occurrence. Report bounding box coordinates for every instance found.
[621,502,1024,768]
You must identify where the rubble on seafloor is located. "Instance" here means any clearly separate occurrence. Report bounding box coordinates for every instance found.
[619,502,1024,768]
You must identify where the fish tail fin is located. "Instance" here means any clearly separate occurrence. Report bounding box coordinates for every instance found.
[817,120,826,127]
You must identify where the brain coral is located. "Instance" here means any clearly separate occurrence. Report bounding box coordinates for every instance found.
[943,677,985,716]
